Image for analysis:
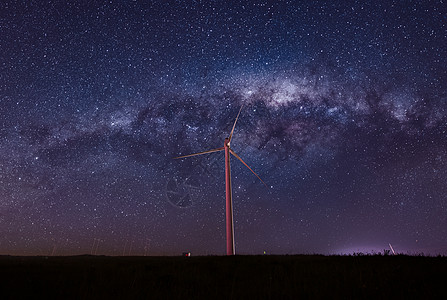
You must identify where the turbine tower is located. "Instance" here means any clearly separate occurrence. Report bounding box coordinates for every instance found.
[174,106,267,255]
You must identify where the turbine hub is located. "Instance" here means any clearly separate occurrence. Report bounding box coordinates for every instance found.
[225,137,230,147]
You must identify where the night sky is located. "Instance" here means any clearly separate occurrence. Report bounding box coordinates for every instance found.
[1,1,446,256]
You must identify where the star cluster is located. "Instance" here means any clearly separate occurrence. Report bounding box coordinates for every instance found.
[1,1,446,255]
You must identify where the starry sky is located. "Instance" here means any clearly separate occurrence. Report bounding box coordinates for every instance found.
[1,0,446,256]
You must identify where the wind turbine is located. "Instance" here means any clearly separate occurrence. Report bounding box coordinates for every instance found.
[174,106,267,255]
[389,243,396,255]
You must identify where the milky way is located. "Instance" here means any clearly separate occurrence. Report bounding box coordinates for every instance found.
[1,1,446,255]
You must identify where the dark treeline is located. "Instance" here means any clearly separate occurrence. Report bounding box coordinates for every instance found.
[1,255,446,299]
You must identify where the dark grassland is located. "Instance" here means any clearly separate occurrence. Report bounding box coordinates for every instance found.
[0,255,446,299]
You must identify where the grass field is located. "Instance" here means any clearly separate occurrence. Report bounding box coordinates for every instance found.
[1,254,446,299]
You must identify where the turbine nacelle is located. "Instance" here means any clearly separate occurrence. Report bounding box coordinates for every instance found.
[225,137,230,148]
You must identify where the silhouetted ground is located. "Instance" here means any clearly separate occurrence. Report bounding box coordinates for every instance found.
[0,255,446,299]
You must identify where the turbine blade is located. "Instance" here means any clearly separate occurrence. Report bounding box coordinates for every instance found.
[173,147,224,159]
[229,148,268,188]
[228,106,243,142]
[389,243,396,255]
